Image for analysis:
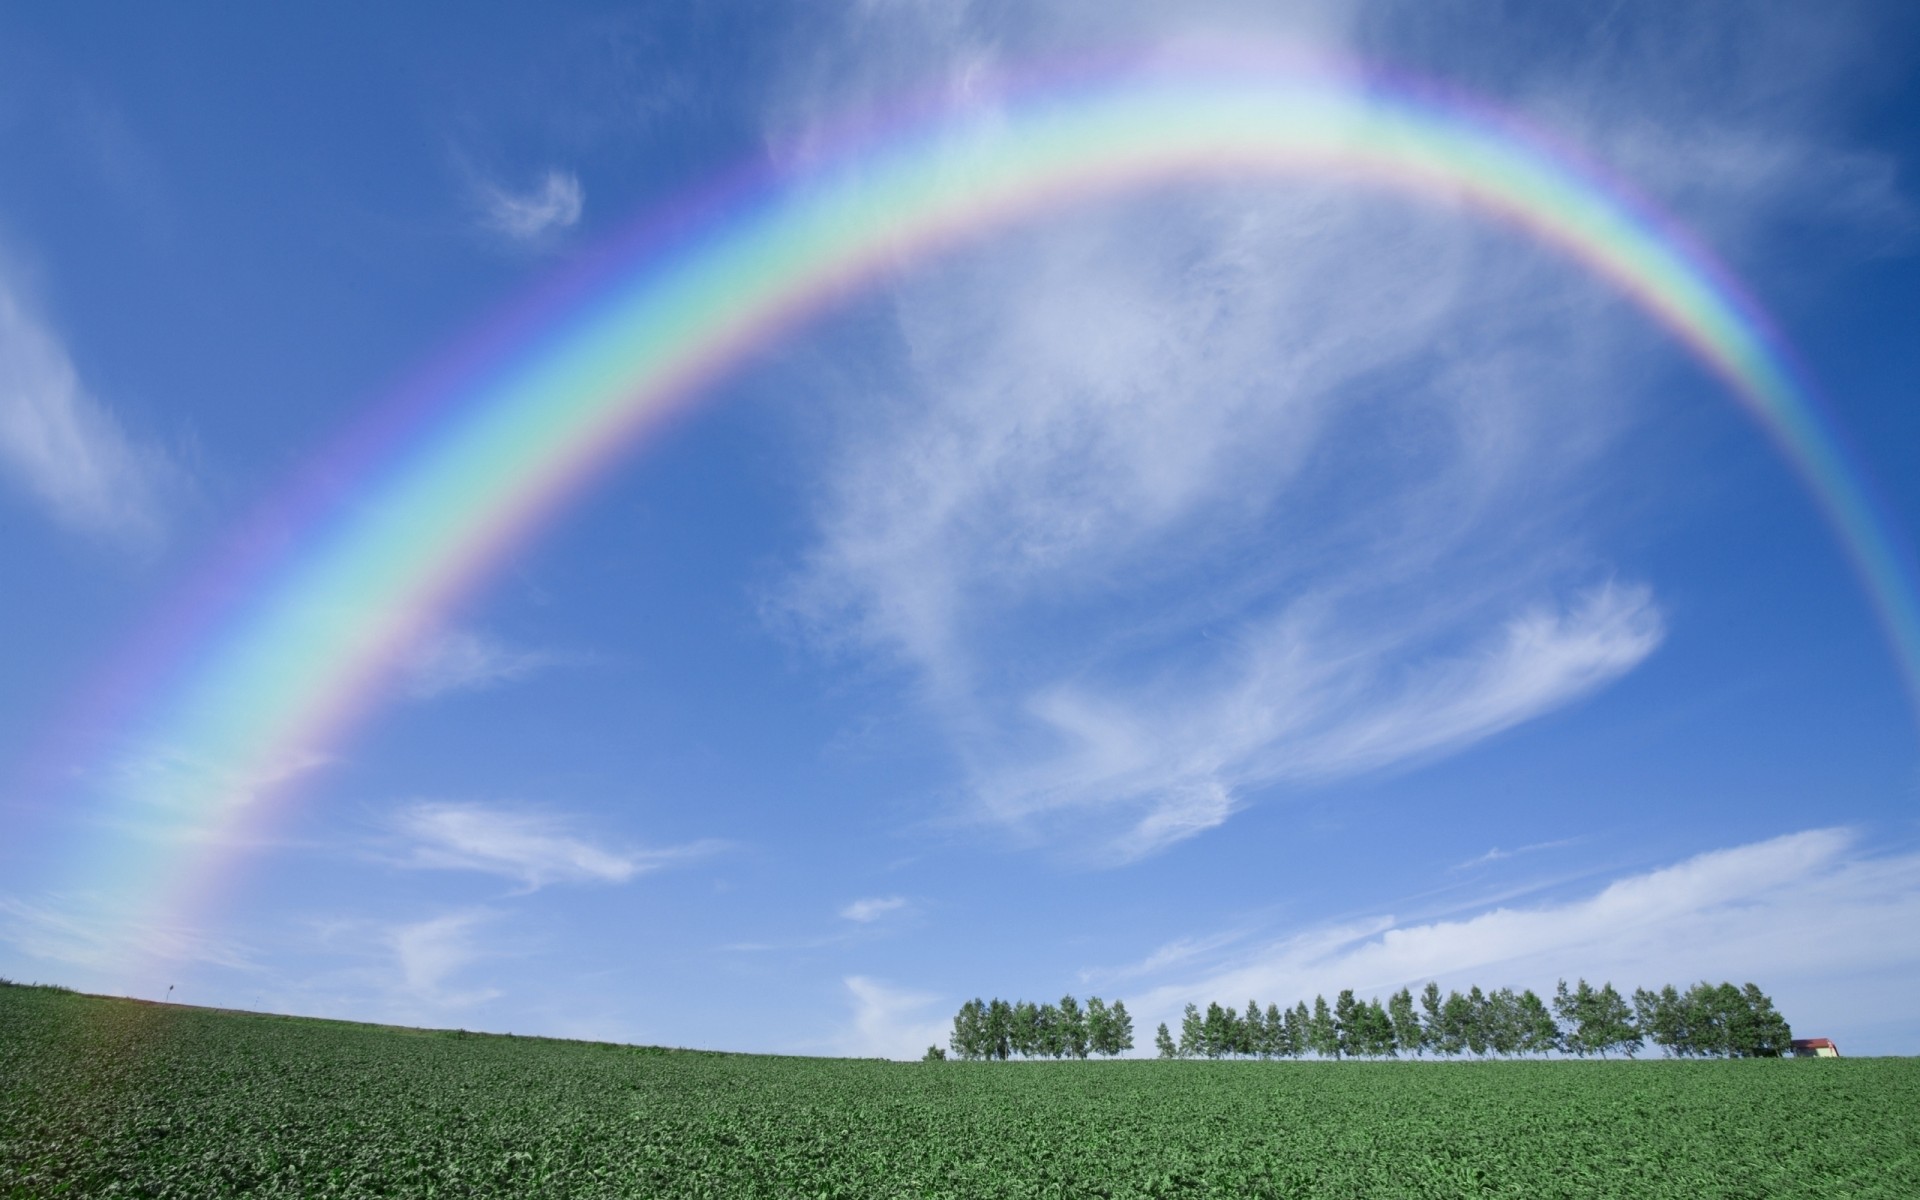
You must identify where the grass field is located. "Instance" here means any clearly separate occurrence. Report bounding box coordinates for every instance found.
[3,982,1915,1198]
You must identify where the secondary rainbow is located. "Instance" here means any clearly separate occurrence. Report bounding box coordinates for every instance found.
[73,60,1920,944]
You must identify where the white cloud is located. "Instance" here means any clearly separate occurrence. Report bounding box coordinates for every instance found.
[472,169,583,243]
[761,1,1905,864]
[1078,926,1254,986]
[0,895,254,974]
[96,744,334,847]
[1453,837,1584,872]
[1123,829,1920,1055]
[390,801,723,890]
[839,895,910,922]
[986,584,1661,863]
[829,975,951,1060]
[387,910,500,1007]
[0,278,178,542]
[400,627,568,700]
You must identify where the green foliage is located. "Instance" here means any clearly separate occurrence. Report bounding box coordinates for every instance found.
[953,994,1131,1060]
[1057,994,1089,1059]
[923,1044,946,1062]
[1169,977,1784,1063]
[1178,1002,1203,1058]
[1388,987,1423,1058]
[1154,1021,1177,1059]
[1108,1000,1135,1056]
[1633,981,1793,1058]
[1308,995,1338,1060]
[950,997,987,1060]
[4,986,1912,1199]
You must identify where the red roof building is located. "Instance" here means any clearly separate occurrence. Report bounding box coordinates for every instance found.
[1790,1038,1839,1058]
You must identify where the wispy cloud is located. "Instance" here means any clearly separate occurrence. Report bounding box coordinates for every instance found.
[828,975,950,1060]
[389,801,724,890]
[1122,829,1920,1053]
[95,744,333,847]
[1452,837,1585,872]
[399,627,571,700]
[278,909,507,1019]
[471,168,583,243]
[386,910,501,1007]
[0,894,254,974]
[1078,926,1256,986]
[839,895,911,923]
[984,585,1661,863]
[0,277,179,543]
[761,1,1901,865]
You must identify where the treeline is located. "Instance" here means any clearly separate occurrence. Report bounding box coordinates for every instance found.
[948,995,1135,1059]
[1150,979,1793,1060]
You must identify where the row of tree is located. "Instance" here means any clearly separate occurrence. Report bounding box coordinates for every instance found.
[948,995,1136,1059]
[1148,979,1792,1060]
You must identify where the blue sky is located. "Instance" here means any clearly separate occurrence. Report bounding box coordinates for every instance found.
[3,1,1918,1057]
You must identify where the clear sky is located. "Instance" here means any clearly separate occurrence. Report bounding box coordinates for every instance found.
[2,1,1917,1058]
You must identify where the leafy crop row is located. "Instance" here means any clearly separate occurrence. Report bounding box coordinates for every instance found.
[3,983,1914,1198]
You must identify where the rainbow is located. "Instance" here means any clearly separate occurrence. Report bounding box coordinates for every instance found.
[59,58,1920,949]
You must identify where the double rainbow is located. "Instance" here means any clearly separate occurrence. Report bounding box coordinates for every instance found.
[63,59,1920,943]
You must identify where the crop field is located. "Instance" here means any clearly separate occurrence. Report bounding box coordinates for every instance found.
[3,984,1915,1199]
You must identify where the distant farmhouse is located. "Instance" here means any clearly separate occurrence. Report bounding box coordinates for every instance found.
[1790,1038,1840,1058]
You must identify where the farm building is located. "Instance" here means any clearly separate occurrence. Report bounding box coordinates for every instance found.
[1790,1038,1839,1058]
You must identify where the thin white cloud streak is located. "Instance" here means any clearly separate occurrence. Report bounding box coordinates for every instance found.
[765,1,1905,864]
[1079,926,1254,987]
[0,895,254,974]
[473,169,583,243]
[400,627,569,700]
[839,895,910,922]
[1453,837,1584,872]
[829,975,950,1060]
[390,801,724,890]
[1123,829,1920,1053]
[0,278,178,542]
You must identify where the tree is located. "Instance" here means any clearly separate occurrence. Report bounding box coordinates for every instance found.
[950,998,987,1061]
[1437,990,1473,1057]
[1464,986,1490,1056]
[1179,1002,1203,1058]
[1590,983,1638,1058]
[1109,1000,1136,1056]
[1057,995,1088,1059]
[923,1045,946,1062]
[1419,981,1446,1054]
[1389,988,1423,1057]
[1517,989,1559,1056]
[1155,1021,1177,1059]
[1632,988,1666,1056]
[1739,983,1791,1057]
[1085,996,1113,1057]
[1243,1000,1265,1059]
[986,998,1014,1060]
[1333,990,1360,1059]
[1037,1002,1063,1058]
[1011,1001,1041,1058]
[1558,979,1607,1057]
[1265,1002,1287,1059]
[1482,988,1519,1057]
[1202,1002,1232,1059]
[1309,995,1339,1059]
[1363,998,1396,1057]
[1552,980,1583,1056]
[1289,1002,1311,1059]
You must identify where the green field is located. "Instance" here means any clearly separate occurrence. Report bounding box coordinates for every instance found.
[3,983,1914,1198]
